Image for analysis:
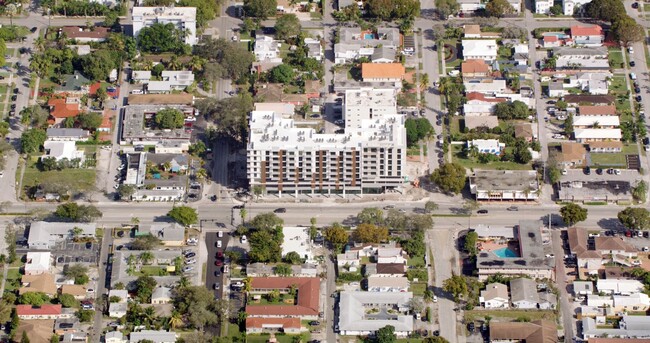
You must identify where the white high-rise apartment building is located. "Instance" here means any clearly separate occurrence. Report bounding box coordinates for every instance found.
[344,88,397,130]
[246,111,406,197]
[132,7,198,46]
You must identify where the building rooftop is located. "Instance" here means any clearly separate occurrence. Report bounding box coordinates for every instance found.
[477,221,554,271]
[573,115,620,127]
[281,227,314,262]
[132,6,196,19]
[571,25,604,37]
[480,282,508,301]
[574,128,622,140]
[469,170,539,192]
[25,252,51,273]
[129,330,178,343]
[28,222,96,246]
[246,277,320,317]
[510,278,540,303]
[464,116,500,130]
[61,26,110,40]
[489,320,558,343]
[121,105,192,143]
[376,263,406,275]
[46,128,90,139]
[553,46,608,56]
[60,284,87,297]
[16,304,62,316]
[462,39,498,57]
[361,63,405,80]
[127,93,194,105]
[47,97,81,118]
[246,317,301,330]
[339,291,413,333]
[558,180,632,202]
[554,142,587,163]
[461,59,490,74]
[564,94,615,105]
[20,273,57,295]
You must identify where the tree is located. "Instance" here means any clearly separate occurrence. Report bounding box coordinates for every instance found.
[274,263,292,276]
[250,212,284,231]
[155,108,185,129]
[324,223,348,250]
[137,22,185,53]
[268,64,295,84]
[21,334,30,343]
[424,201,439,213]
[555,100,568,110]
[352,223,389,243]
[168,206,198,226]
[585,0,626,22]
[20,105,50,128]
[194,93,253,141]
[275,14,301,40]
[249,230,283,262]
[54,203,103,222]
[501,27,527,39]
[188,141,207,157]
[135,276,158,302]
[169,311,183,329]
[485,0,515,17]
[424,337,450,343]
[239,208,248,224]
[195,38,254,81]
[50,335,59,343]
[494,101,529,120]
[117,184,136,200]
[405,118,434,146]
[131,234,162,250]
[464,231,478,256]
[140,251,155,265]
[20,128,47,153]
[435,0,459,18]
[430,163,467,194]
[76,310,94,322]
[357,208,384,225]
[173,286,220,329]
[375,325,396,343]
[283,251,303,265]
[618,207,650,231]
[77,112,103,130]
[560,203,588,227]
[244,0,277,18]
[564,113,574,136]
[58,294,80,308]
[18,292,50,306]
[64,264,89,285]
[612,16,645,47]
[443,274,468,301]
[79,50,117,81]
[409,296,425,314]
[633,181,647,203]
[549,4,562,14]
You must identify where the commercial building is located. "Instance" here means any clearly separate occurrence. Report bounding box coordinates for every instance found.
[281,227,315,263]
[553,47,609,70]
[344,88,397,130]
[46,128,90,141]
[24,252,51,275]
[360,63,405,83]
[129,330,178,343]
[132,7,197,45]
[28,222,96,250]
[120,104,193,145]
[246,110,406,197]
[338,291,414,337]
[558,180,632,203]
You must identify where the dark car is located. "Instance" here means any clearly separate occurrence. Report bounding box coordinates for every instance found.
[637,95,643,102]
[216,251,223,258]
[636,87,641,94]
[584,166,591,175]
[596,168,603,175]
[309,321,320,326]
[274,208,287,213]
[214,270,221,276]
[477,209,488,214]
[30,27,37,33]
[468,322,475,332]
[185,252,196,258]
[631,61,636,67]
[507,206,519,211]
[232,205,244,209]
[633,2,639,8]
[85,242,92,249]
[215,260,223,266]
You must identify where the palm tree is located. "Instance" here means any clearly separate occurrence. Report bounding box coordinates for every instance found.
[592,121,601,129]
[34,37,46,52]
[131,217,140,225]
[243,277,252,294]
[240,208,247,225]
[169,311,183,329]
[188,56,205,72]
[139,251,154,265]
[142,306,157,325]
[195,168,208,181]
[70,227,84,241]
[420,73,430,91]
[167,56,181,71]
[163,161,172,171]
[127,254,137,266]
[177,276,190,289]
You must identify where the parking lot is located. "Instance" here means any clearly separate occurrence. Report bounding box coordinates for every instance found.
[559,168,641,183]
[53,240,100,265]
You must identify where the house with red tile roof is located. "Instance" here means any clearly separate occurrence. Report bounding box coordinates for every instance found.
[571,25,604,46]
[361,63,405,82]
[461,59,490,78]
[246,277,320,319]
[16,304,63,320]
[245,318,302,334]
[47,97,81,124]
[61,26,110,43]
[578,105,616,116]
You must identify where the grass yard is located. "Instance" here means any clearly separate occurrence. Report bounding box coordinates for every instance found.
[5,268,22,292]
[608,48,624,68]
[615,96,632,114]
[645,3,650,11]
[609,74,628,95]
[20,156,96,199]
[465,309,557,322]
[407,145,428,157]
[140,265,168,276]
[246,334,309,343]
[410,282,427,296]
[310,12,323,20]
[451,145,534,171]
[408,255,425,267]
[590,144,639,167]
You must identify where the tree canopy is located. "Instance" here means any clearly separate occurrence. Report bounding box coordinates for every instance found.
[18,292,51,306]
[405,118,434,147]
[250,213,284,231]
[618,207,650,231]
[54,203,103,222]
[77,112,103,130]
[79,50,118,81]
[494,101,529,120]
[485,0,515,18]
[20,128,47,153]
[63,264,89,285]
[375,325,396,343]
[244,0,277,19]
[366,0,420,21]
[174,286,222,329]
[275,14,301,40]
[430,163,467,194]
[195,93,253,141]
[131,234,162,250]
[560,203,588,227]
[612,16,645,47]
[443,274,468,301]
[155,108,185,129]
[357,208,384,225]
[268,64,295,84]
[352,223,389,243]
[138,23,186,53]
[249,229,283,262]
[585,0,625,22]
[323,223,348,250]
[434,0,459,18]
[167,206,198,226]
[134,276,157,302]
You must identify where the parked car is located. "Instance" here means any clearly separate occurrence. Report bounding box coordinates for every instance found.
[477,209,488,214]
[184,252,196,258]
[240,235,248,244]
[507,206,519,211]
[182,266,194,273]
[631,61,636,67]
[630,72,637,80]
[274,208,287,213]
[583,166,591,175]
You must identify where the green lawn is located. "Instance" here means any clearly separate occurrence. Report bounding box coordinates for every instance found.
[140,265,168,276]
[410,282,427,296]
[644,3,650,11]
[608,48,624,68]
[20,156,96,200]
[451,145,534,171]
[465,309,557,322]
[310,12,322,20]
[408,256,425,267]
[590,144,639,167]
[246,334,309,343]
[609,74,628,95]
[5,268,22,292]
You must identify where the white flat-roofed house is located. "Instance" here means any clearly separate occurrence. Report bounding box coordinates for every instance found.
[587,294,613,307]
[24,252,51,275]
[480,283,509,309]
[582,315,650,339]
[573,281,594,296]
[281,227,314,263]
[469,170,540,202]
[473,225,516,240]
[108,290,129,303]
[376,247,406,264]
[563,0,593,16]
[462,40,498,62]
[458,0,482,13]
[109,302,127,318]
[304,38,323,61]
[254,35,281,62]
[132,70,152,83]
[597,279,644,295]
[565,72,611,95]
[535,0,553,13]
[337,251,360,268]
[548,81,567,97]
[105,331,127,343]
[132,7,197,45]
[573,128,622,142]
[28,222,96,250]
[129,330,177,343]
[613,293,650,312]
[46,128,90,142]
[367,276,409,292]
[573,116,620,129]
[463,79,507,96]
[554,47,609,70]
[468,139,505,155]
[42,141,85,163]
[338,291,414,337]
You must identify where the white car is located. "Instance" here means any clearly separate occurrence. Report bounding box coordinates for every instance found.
[630,72,637,80]
[334,119,344,125]
[614,169,622,175]
[185,258,196,264]
[240,235,247,244]
[182,266,194,273]
[629,46,634,54]
[561,169,568,175]
[217,240,222,248]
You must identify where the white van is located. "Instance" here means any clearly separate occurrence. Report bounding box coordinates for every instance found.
[130,90,143,95]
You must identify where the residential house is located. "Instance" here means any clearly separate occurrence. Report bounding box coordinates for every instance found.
[254,36,281,62]
[574,128,622,142]
[376,247,406,264]
[469,170,540,201]
[142,222,186,246]
[132,70,152,83]
[563,0,593,16]
[514,123,534,142]
[582,316,650,339]
[489,320,558,343]
[535,0,553,13]
[245,318,302,334]
[304,38,323,61]
[461,60,490,78]
[282,227,315,263]
[565,72,611,95]
[17,305,63,320]
[129,330,178,343]
[564,94,615,106]
[571,25,605,46]
[46,128,90,142]
[246,262,275,276]
[463,79,507,96]
[361,63,405,83]
[339,291,413,337]
[54,318,80,335]
[567,227,603,272]
[573,281,595,296]
[60,285,87,300]
[594,236,637,258]
[42,140,85,163]
[367,276,409,292]
[105,332,127,343]
[334,28,401,64]
[588,141,623,153]
[108,290,129,303]
[132,7,197,45]
[513,44,529,65]
[109,302,128,318]
[553,47,609,70]
[28,222,96,250]
[467,139,505,155]
[579,105,617,116]
[558,180,632,204]
[538,292,557,310]
[462,39,498,62]
[458,0,483,14]
[542,35,562,48]
[370,47,395,63]
[548,81,567,97]
[61,26,109,43]
[612,293,650,312]
[47,97,81,124]
[290,263,319,277]
[479,283,509,309]
[464,116,499,130]
[56,73,92,95]
[597,279,645,295]
[61,333,88,342]
[573,115,620,129]
[508,0,522,12]
[24,252,51,275]
[463,92,505,116]
[337,251,361,271]
[364,263,406,277]
[19,273,57,296]
[151,286,172,304]
[463,25,500,39]
[551,142,587,168]
[246,277,320,319]
[510,278,540,309]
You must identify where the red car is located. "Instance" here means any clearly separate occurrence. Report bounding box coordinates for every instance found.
[216,251,223,258]
[215,260,223,266]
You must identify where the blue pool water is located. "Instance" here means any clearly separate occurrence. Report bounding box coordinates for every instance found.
[493,247,518,258]
[364,33,375,40]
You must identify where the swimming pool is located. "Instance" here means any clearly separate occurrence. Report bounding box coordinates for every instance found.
[364,33,375,40]
[493,247,518,258]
